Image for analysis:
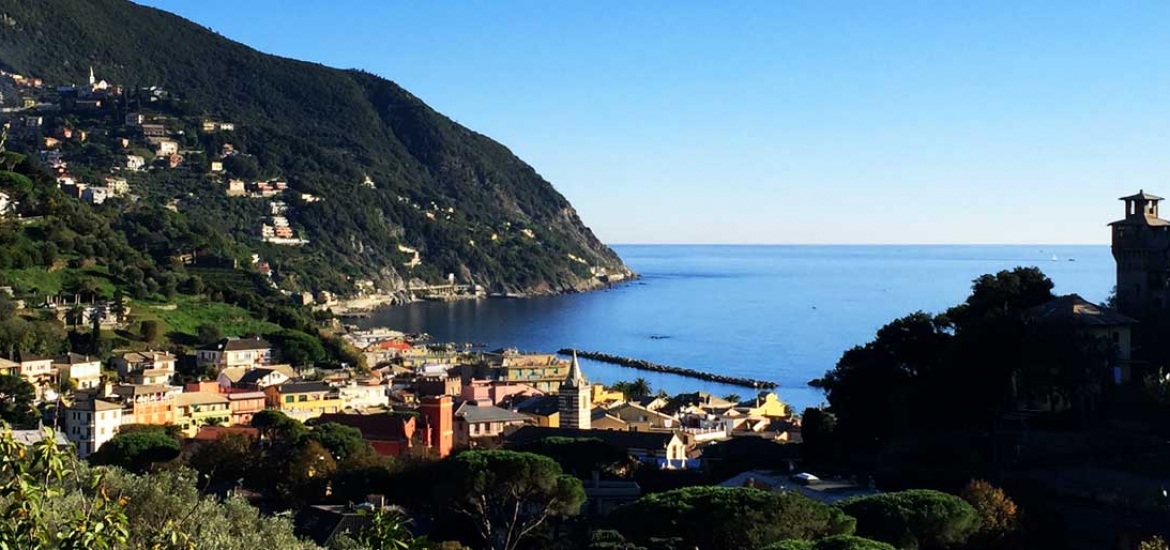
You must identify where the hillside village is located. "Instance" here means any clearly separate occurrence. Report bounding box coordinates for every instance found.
[0,66,628,304]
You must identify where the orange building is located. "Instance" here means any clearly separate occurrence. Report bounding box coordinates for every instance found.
[227,391,267,426]
[113,384,178,425]
[420,395,454,458]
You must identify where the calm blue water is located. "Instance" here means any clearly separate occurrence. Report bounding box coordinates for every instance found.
[360,245,1114,412]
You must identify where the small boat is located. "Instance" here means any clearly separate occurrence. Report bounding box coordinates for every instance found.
[1051,255,1059,262]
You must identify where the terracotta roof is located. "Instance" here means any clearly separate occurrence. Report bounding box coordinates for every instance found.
[175,392,229,406]
[226,391,266,400]
[192,426,259,441]
[313,412,413,441]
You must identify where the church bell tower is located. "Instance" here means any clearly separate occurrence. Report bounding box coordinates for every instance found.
[558,352,591,430]
[1110,190,1170,317]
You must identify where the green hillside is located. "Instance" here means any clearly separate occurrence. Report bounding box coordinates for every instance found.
[0,0,630,295]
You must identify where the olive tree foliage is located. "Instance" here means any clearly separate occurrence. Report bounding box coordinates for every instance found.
[610,486,856,550]
[0,427,324,550]
[0,427,130,550]
[83,467,324,550]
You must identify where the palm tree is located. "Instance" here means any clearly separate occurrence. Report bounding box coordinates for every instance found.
[629,377,652,398]
[723,393,741,404]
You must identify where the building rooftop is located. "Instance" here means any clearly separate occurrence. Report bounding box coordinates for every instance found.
[226,391,266,400]
[314,412,413,441]
[455,403,531,424]
[1120,190,1163,201]
[116,350,176,363]
[113,384,174,397]
[53,352,99,365]
[7,429,70,447]
[175,392,229,406]
[505,426,680,451]
[69,398,123,412]
[237,367,289,386]
[1030,294,1138,327]
[276,381,334,395]
[515,395,560,417]
[199,337,271,352]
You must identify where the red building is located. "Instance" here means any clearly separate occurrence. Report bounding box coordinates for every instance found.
[314,396,453,458]
[420,395,453,458]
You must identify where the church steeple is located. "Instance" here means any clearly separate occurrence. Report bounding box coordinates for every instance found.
[564,350,586,388]
[558,351,591,429]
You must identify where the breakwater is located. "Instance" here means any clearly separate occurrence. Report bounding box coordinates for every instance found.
[558,348,777,389]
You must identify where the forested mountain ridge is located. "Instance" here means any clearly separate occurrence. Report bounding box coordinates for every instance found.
[0,0,630,297]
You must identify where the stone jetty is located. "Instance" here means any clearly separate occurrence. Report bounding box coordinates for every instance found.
[558,348,777,389]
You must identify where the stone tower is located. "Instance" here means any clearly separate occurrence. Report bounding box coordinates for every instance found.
[558,352,591,429]
[419,395,453,458]
[1110,190,1170,317]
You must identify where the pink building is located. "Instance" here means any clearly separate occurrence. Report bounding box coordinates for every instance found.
[459,379,543,406]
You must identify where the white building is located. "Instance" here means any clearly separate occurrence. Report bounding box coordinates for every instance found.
[82,186,111,205]
[53,353,102,390]
[125,155,145,171]
[338,381,389,410]
[196,337,272,370]
[64,398,123,458]
[112,350,176,380]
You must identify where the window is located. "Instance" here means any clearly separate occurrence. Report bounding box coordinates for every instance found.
[285,396,294,404]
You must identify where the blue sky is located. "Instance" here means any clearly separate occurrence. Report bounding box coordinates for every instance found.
[138,1,1170,244]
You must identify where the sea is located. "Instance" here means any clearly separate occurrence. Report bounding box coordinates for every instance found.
[357,245,1115,412]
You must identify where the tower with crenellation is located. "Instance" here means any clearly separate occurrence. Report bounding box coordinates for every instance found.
[1110,190,1170,317]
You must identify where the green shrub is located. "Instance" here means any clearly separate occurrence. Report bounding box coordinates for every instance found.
[611,487,855,550]
[837,490,979,550]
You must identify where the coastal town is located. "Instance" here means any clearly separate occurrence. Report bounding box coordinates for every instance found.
[1,3,1169,549]
[9,329,801,468]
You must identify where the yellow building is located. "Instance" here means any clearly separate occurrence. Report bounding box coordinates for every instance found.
[738,393,789,418]
[590,384,625,407]
[173,393,231,437]
[514,395,560,427]
[265,381,342,422]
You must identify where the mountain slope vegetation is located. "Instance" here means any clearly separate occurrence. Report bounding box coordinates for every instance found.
[0,0,629,296]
